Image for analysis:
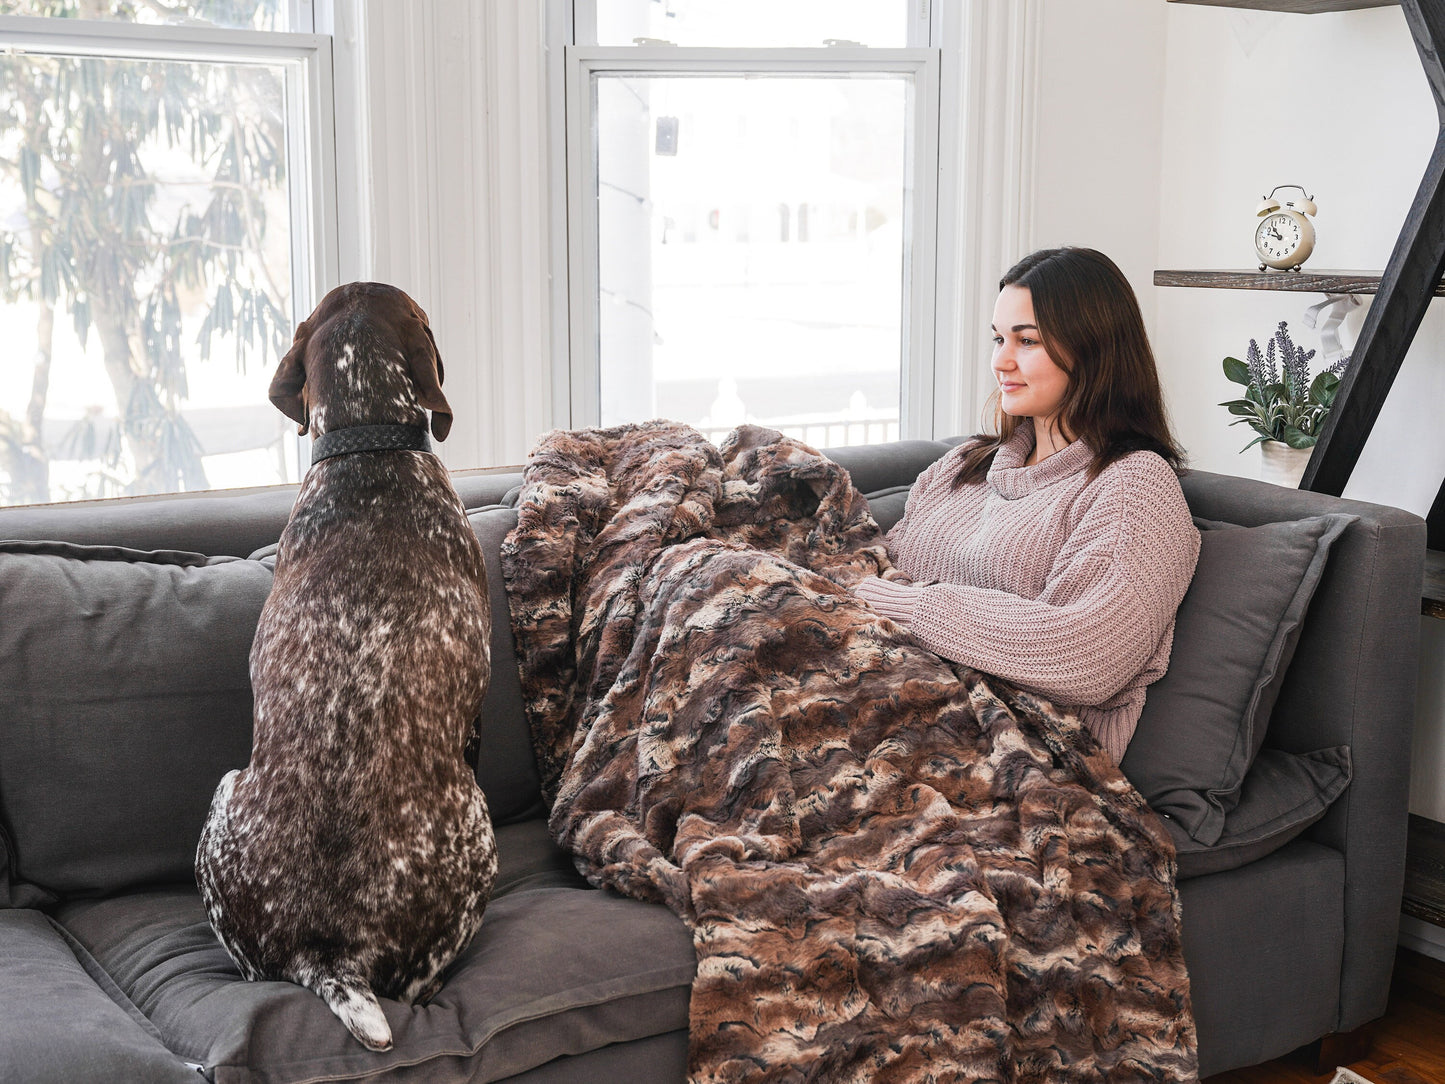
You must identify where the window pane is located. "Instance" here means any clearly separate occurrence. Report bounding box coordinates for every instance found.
[0,50,300,506]
[595,73,909,448]
[0,0,291,32]
[596,0,908,48]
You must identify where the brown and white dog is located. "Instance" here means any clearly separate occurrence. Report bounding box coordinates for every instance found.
[196,282,498,1052]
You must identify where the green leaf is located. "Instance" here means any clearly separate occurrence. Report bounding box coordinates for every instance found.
[1280,426,1317,449]
[1313,372,1341,408]
[1239,434,1273,453]
[1223,356,1252,385]
[1308,370,1336,402]
[1219,399,1260,416]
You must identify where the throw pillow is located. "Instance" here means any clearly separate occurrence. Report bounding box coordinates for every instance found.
[0,541,271,904]
[1169,746,1352,880]
[1120,513,1355,845]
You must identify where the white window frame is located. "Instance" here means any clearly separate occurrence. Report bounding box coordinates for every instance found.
[0,4,341,481]
[554,2,947,442]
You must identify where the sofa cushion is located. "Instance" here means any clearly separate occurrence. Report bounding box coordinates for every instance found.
[1120,513,1354,845]
[0,908,200,1083]
[861,484,912,535]
[470,506,547,825]
[0,541,269,903]
[54,818,695,1084]
[1171,746,1352,880]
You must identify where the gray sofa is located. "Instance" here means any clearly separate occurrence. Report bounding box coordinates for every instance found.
[0,436,1425,1083]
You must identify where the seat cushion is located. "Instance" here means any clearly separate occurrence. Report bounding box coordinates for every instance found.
[0,908,199,1083]
[54,819,696,1084]
[1121,513,1354,844]
[0,540,269,904]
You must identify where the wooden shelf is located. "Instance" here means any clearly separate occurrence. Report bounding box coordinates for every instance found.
[1426,550,1445,618]
[1167,0,1397,12]
[1153,268,1445,295]
[1406,814,1445,926]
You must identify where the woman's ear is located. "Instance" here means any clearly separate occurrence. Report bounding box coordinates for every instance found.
[270,320,312,434]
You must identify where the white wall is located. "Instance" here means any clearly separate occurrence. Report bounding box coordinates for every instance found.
[1031,0,1169,338]
[1154,3,1442,498]
[1149,2,1445,819]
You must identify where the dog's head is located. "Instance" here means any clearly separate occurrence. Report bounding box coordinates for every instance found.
[269,282,453,440]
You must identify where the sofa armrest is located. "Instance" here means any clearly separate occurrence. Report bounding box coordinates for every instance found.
[1180,469,1426,1032]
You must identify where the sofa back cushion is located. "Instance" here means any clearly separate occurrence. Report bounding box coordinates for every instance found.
[469,506,546,824]
[0,541,269,903]
[0,513,550,907]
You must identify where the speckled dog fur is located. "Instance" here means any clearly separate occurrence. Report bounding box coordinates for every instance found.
[196,282,498,1052]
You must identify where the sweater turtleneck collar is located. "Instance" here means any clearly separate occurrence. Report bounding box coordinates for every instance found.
[987,419,1095,499]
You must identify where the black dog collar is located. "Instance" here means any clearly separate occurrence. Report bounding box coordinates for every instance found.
[309,424,433,467]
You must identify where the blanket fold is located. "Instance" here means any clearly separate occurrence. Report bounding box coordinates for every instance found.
[504,421,1197,1084]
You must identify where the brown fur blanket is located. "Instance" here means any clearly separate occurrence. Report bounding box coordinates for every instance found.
[503,421,1197,1083]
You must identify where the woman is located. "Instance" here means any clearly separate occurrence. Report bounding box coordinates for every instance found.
[852,247,1200,762]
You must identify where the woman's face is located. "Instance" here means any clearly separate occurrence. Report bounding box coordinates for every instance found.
[990,284,1070,430]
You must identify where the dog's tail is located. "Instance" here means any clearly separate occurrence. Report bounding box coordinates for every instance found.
[313,968,393,1051]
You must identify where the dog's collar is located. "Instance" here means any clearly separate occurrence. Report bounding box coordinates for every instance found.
[309,424,433,466]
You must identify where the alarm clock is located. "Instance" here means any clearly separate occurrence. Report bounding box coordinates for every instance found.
[1255,185,1317,271]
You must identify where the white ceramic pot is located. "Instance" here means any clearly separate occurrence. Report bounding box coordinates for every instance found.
[1259,441,1312,488]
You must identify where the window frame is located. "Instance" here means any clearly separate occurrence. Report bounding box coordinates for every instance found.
[0,5,341,489]
[555,3,948,442]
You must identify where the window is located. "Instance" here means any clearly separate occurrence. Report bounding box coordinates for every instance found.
[0,0,336,506]
[561,0,942,448]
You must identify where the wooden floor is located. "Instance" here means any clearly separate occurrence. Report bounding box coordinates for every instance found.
[1204,949,1445,1084]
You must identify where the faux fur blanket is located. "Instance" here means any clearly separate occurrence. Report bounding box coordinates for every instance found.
[503,422,1197,1084]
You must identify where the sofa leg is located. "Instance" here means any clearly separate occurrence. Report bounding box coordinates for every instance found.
[1311,1022,1377,1075]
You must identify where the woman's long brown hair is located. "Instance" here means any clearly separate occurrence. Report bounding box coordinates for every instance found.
[952,247,1186,487]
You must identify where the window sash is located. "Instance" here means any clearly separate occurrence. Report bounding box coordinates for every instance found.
[563,45,940,439]
[0,10,340,483]
[571,0,935,50]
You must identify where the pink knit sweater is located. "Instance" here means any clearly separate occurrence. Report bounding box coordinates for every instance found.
[853,421,1200,762]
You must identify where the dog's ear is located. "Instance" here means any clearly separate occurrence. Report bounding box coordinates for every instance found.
[406,312,453,442]
[270,319,311,434]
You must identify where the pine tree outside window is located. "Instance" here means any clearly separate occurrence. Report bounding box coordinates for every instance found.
[0,0,336,506]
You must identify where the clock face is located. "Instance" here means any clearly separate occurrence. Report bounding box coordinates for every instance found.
[1256,212,1303,260]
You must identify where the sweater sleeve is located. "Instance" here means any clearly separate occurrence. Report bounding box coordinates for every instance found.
[860,458,1200,707]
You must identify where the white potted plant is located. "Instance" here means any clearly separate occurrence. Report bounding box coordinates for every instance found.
[1219,321,1351,488]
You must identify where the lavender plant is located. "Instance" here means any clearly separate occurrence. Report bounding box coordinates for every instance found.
[1220,321,1351,452]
